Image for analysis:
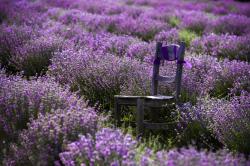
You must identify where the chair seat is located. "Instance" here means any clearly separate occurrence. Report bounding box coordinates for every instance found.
[145,95,174,100]
[115,95,174,100]
[114,95,144,99]
[144,95,175,107]
[114,95,174,106]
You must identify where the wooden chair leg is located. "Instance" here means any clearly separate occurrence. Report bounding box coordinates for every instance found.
[114,98,121,127]
[136,98,144,137]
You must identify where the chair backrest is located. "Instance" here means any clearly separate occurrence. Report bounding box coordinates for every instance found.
[151,42,185,102]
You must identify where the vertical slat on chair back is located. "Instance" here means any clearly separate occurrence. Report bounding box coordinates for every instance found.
[175,42,185,103]
[151,42,162,95]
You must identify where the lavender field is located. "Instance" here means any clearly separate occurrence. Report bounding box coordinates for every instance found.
[0,0,250,165]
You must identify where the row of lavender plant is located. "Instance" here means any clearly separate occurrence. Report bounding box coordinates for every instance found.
[58,128,249,166]
[1,69,248,165]
[0,71,99,159]
[48,39,250,105]
[0,0,250,165]
[1,68,248,164]
[0,0,249,79]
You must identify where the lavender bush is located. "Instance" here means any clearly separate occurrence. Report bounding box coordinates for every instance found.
[5,107,98,165]
[49,48,151,109]
[181,56,250,100]
[59,128,137,166]
[155,28,180,43]
[235,3,250,17]
[178,10,213,35]
[115,15,168,41]
[191,33,250,61]
[56,9,167,41]
[150,148,249,166]
[0,24,35,73]
[210,60,250,97]
[0,71,88,153]
[12,35,64,77]
[103,35,140,57]
[59,129,249,165]
[0,24,64,76]
[0,0,9,23]
[2,0,48,26]
[211,14,250,36]
[1,0,250,164]
[126,41,155,61]
[192,92,250,154]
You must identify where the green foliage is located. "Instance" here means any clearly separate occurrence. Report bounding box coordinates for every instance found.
[72,77,120,110]
[107,23,117,33]
[21,50,53,77]
[0,10,7,24]
[210,80,232,98]
[226,128,250,155]
[138,30,158,42]
[176,121,223,151]
[114,106,179,152]
[142,135,174,152]
[178,29,198,47]
[186,25,204,36]
[168,16,180,28]
[20,37,63,78]
[180,90,198,105]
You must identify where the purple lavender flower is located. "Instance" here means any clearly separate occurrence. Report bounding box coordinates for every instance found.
[153,147,249,166]
[4,107,98,165]
[0,24,35,72]
[1,0,250,164]
[114,14,169,41]
[0,71,88,150]
[12,35,64,77]
[190,92,250,154]
[154,28,180,43]
[126,41,155,61]
[59,128,137,166]
[191,33,250,61]
[212,14,250,36]
[3,0,48,26]
[102,35,140,57]
[177,10,213,35]
[60,133,249,166]
[181,56,250,100]
[49,48,151,109]
[235,3,250,17]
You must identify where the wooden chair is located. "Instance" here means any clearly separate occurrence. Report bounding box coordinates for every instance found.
[114,42,185,137]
